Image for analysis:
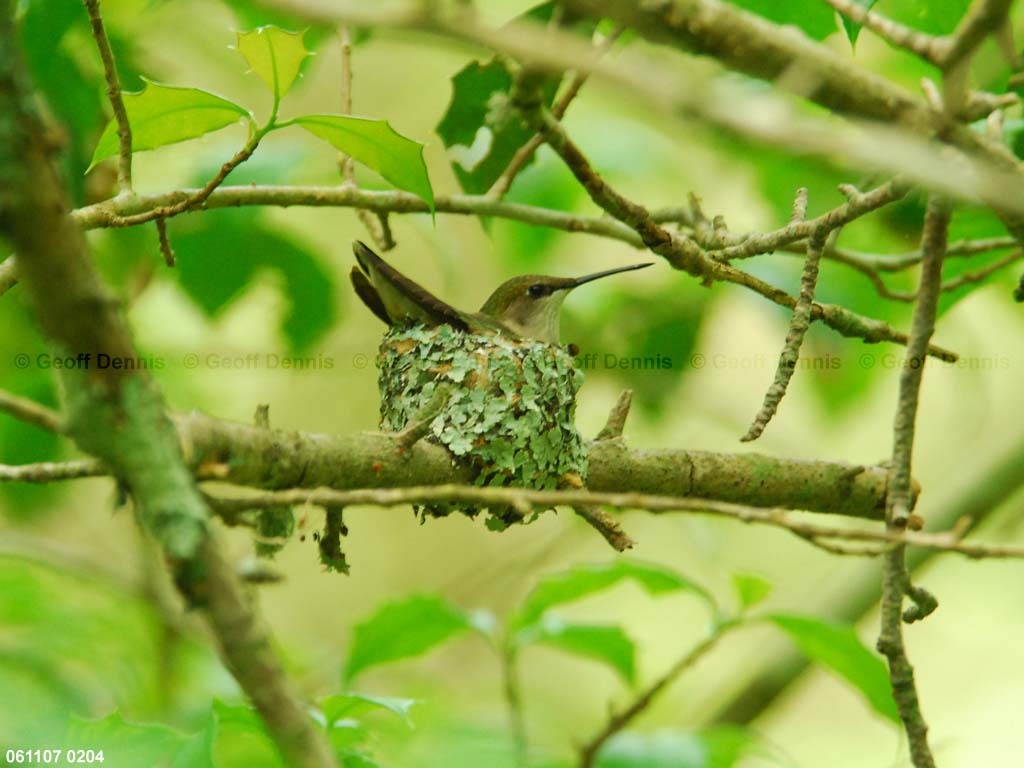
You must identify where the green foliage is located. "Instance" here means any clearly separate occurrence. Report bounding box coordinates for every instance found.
[724,0,838,40]
[512,560,717,631]
[768,614,899,722]
[171,208,336,352]
[377,325,588,523]
[293,115,435,212]
[595,727,756,768]
[877,0,972,35]
[731,573,772,611]
[66,712,184,768]
[344,594,473,683]
[435,2,595,194]
[320,693,417,727]
[89,80,251,170]
[236,26,309,103]
[527,618,636,684]
[836,0,880,46]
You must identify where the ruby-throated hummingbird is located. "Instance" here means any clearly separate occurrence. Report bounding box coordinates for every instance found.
[350,241,651,344]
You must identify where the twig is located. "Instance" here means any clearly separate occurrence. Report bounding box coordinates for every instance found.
[824,0,947,65]
[156,218,176,267]
[595,389,632,441]
[392,385,451,450]
[0,254,17,296]
[336,25,392,250]
[502,645,528,767]
[877,197,950,768]
[0,389,63,433]
[579,625,732,768]
[0,459,105,483]
[488,25,624,199]
[107,135,264,227]
[202,485,1024,559]
[572,505,634,551]
[83,0,133,192]
[742,224,826,442]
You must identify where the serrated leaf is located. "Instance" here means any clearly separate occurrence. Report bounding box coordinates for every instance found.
[89,79,250,170]
[293,114,434,212]
[344,595,471,683]
[595,726,756,768]
[512,560,716,632]
[530,618,636,684]
[237,26,309,101]
[768,614,899,722]
[66,712,188,768]
[835,0,880,46]
[320,693,417,727]
[731,573,772,611]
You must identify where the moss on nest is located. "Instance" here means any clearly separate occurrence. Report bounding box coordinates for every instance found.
[378,324,588,527]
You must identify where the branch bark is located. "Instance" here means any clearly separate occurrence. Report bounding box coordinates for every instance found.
[0,8,335,766]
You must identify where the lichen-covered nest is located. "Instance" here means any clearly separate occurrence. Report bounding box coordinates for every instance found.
[378,324,588,526]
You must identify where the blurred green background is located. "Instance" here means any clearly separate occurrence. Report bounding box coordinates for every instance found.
[2,0,1024,766]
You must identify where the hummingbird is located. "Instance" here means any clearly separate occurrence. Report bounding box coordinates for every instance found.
[350,241,652,344]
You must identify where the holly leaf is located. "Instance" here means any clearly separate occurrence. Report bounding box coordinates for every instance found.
[293,115,434,212]
[236,26,310,101]
[89,79,250,170]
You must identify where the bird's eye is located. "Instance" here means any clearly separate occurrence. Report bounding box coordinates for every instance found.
[528,284,546,298]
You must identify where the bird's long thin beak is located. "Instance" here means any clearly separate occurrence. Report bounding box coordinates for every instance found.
[568,262,654,289]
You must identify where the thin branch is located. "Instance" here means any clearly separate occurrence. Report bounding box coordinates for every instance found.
[106,131,264,228]
[877,197,951,768]
[0,254,17,296]
[83,0,133,192]
[572,505,634,551]
[0,459,105,482]
[502,645,529,767]
[579,625,731,768]
[595,389,633,441]
[488,25,624,199]
[824,0,947,66]
[742,224,826,442]
[156,218,176,267]
[202,485,1024,559]
[518,99,957,360]
[0,389,63,433]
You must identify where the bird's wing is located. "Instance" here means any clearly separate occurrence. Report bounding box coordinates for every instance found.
[349,267,391,325]
[352,240,469,331]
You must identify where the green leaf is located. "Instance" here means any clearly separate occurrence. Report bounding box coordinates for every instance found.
[512,560,716,632]
[835,0,880,46]
[293,114,434,212]
[344,594,471,683]
[768,614,899,722]
[320,693,417,727]
[725,0,838,41]
[208,700,285,768]
[65,712,188,768]
[530,618,636,684]
[236,26,310,101]
[731,573,772,611]
[89,79,251,170]
[596,726,756,768]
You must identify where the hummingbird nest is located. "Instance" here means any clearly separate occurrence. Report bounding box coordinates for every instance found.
[377,324,588,528]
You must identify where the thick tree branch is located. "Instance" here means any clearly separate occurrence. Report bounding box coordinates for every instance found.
[0,9,335,765]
